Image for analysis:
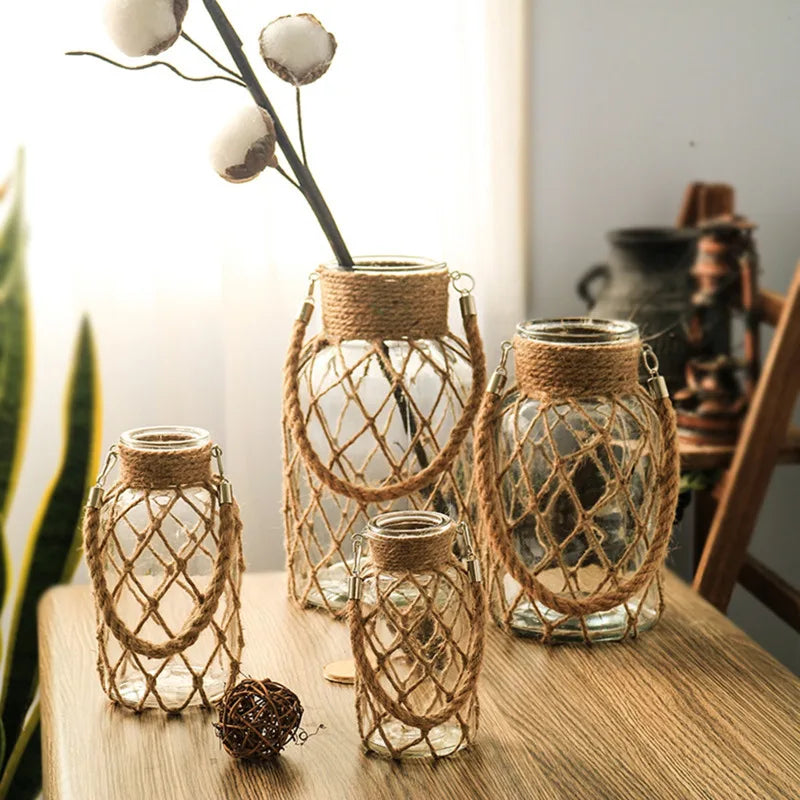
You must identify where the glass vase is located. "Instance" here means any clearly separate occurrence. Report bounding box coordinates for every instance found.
[476,319,679,643]
[84,426,244,711]
[283,258,485,616]
[348,510,484,759]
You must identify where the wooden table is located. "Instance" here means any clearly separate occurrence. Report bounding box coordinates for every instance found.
[39,572,800,800]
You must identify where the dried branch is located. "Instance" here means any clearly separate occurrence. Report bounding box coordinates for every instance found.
[180,31,243,81]
[296,88,308,166]
[65,51,247,88]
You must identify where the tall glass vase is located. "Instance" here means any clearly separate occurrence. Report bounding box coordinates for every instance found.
[282,258,486,616]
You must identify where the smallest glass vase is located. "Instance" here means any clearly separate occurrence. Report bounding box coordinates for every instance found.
[347,510,485,759]
[83,426,244,712]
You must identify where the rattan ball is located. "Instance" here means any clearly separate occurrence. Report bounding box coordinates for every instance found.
[215,678,303,761]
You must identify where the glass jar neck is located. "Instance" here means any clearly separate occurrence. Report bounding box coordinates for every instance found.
[366,510,453,541]
[516,318,639,346]
[365,511,455,572]
[321,255,447,276]
[120,426,210,452]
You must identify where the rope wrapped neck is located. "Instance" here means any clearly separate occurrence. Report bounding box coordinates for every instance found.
[118,441,213,488]
[514,335,640,398]
[319,265,449,341]
[367,529,455,572]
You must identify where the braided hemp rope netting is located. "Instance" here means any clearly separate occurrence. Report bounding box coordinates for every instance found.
[282,266,485,617]
[347,523,485,758]
[85,441,244,712]
[475,336,680,643]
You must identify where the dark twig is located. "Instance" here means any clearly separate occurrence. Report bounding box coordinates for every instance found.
[201,1,431,471]
[296,88,308,166]
[180,31,243,80]
[275,165,302,191]
[65,51,247,87]
[200,0,352,266]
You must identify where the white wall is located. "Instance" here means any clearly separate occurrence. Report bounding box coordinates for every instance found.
[529,0,800,672]
[0,2,526,597]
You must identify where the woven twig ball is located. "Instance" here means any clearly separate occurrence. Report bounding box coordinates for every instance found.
[215,678,303,761]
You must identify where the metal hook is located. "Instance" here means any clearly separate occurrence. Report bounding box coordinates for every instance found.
[87,446,118,508]
[499,340,513,370]
[450,271,476,296]
[306,271,320,297]
[97,446,118,486]
[212,445,234,505]
[641,343,660,377]
[348,533,365,600]
[642,344,669,400]
[488,340,513,395]
[456,521,482,583]
[211,445,225,479]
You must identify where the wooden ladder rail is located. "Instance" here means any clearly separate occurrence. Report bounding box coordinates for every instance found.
[692,263,800,627]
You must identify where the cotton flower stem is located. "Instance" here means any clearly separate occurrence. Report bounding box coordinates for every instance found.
[201,0,431,472]
[180,31,243,80]
[275,165,302,191]
[296,88,308,166]
[65,51,247,87]
[201,0,353,267]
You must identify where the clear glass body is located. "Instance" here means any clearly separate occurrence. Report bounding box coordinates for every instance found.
[356,511,478,758]
[101,426,241,710]
[285,260,475,612]
[493,319,661,641]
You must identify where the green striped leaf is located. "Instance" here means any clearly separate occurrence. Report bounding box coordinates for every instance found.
[0,317,101,762]
[0,706,39,799]
[0,153,32,612]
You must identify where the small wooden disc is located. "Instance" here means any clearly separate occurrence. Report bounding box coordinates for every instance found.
[323,659,355,685]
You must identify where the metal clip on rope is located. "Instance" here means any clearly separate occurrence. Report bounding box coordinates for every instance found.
[86,447,118,509]
[450,271,477,318]
[212,445,234,505]
[457,521,482,583]
[348,534,365,601]
[642,344,669,401]
[299,272,319,323]
[487,340,513,395]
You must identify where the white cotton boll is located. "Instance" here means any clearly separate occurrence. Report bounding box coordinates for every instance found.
[259,14,337,86]
[104,0,188,57]
[210,107,278,184]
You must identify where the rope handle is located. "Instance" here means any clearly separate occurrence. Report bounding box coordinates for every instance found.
[475,343,680,618]
[83,445,240,660]
[282,273,487,504]
[346,526,486,731]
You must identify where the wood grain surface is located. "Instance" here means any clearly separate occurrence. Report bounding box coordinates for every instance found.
[39,572,800,800]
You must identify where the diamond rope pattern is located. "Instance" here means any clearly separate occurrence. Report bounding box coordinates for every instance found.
[95,482,244,712]
[484,386,665,642]
[353,566,481,758]
[284,333,476,617]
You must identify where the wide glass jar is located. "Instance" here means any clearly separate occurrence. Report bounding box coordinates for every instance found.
[85,426,243,711]
[477,319,678,643]
[283,258,485,616]
[348,510,484,759]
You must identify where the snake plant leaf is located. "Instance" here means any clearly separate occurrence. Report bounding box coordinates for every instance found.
[0,154,32,612]
[0,316,101,759]
[0,706,39,799]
